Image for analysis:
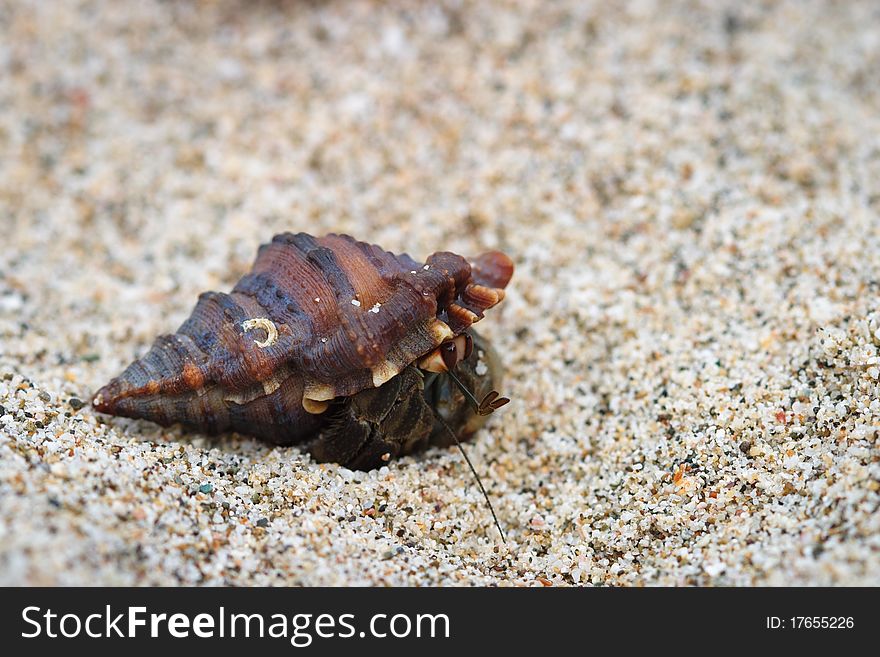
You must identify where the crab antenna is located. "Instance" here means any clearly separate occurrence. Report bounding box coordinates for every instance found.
[446,368,483,409]
[446,368,510,416]
[431,410,506,545]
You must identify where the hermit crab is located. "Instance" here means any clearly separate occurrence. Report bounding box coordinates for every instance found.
[93,233,514,540]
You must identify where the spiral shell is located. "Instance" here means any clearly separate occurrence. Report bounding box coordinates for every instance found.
[92,233,513,445]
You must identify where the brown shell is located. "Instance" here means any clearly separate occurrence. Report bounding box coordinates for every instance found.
[92,232,513,443]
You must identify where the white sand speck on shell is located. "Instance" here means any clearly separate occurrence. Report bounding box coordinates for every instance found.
[1,0,879,585]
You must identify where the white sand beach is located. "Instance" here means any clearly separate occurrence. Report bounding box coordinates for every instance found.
[1,0,879,585]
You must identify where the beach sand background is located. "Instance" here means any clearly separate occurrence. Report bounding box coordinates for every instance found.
[2,0,879,585]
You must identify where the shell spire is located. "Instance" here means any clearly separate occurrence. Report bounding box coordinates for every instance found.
[92,233,513,444]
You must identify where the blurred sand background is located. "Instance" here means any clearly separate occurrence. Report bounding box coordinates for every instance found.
[2,0,879,585]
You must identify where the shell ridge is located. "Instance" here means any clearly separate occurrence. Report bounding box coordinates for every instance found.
[232,270,308,330]
[305,239,388,371]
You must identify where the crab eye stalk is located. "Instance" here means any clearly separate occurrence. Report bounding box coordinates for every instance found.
[461,333,473,360]
[451,333,472,362]
[440,341,459,371]
[420,332,510,416]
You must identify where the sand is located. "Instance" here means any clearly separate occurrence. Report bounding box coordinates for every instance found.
[2,0,879,586]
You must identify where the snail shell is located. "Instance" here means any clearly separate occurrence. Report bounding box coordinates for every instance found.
[92,233,513,447]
